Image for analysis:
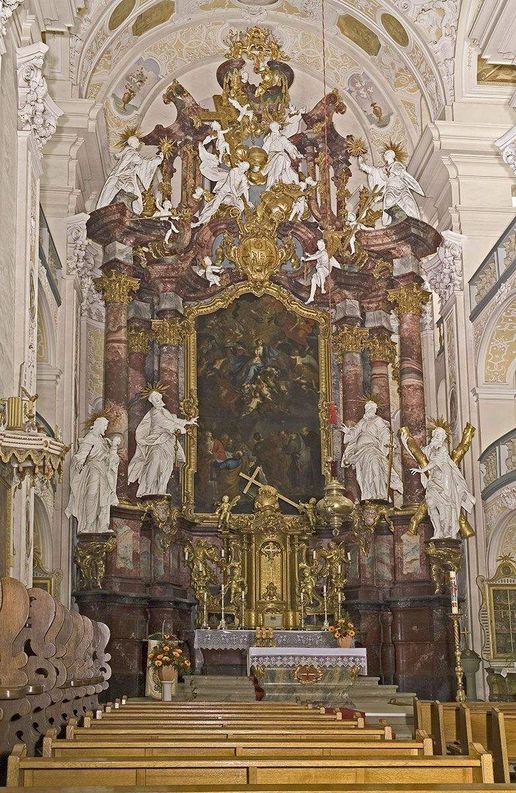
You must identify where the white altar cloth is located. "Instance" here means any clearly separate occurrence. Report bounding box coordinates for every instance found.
[247,647,367,676]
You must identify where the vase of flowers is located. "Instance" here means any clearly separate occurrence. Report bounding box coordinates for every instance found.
[329,614,356,648]
[148,636,191,696]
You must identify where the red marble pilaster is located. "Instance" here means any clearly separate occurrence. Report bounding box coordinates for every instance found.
[95,267,140,495]
[388,281,430,504]
[152,312,182,414]
[367,332,393,422]
[127,319,151,462]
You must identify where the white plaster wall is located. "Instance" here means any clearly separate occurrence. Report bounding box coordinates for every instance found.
[0,32,19,396]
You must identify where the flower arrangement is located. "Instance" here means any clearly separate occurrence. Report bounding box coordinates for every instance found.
[328,614,355,641]
[148,636,191,673]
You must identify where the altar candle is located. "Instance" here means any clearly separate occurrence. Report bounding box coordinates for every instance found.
[221,548,225,558]
[184,547,189,561]
[347,552,351,561]
[312,550,316,562]
[323,583,327,596]
[449,571,459,614]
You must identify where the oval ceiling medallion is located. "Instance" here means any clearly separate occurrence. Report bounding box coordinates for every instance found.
[381,13,409,47]
[108,0,136,31]
[337,15,381,57]
[132,0,175,37]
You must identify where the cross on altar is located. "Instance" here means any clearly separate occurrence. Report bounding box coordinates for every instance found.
[239,467,301,511]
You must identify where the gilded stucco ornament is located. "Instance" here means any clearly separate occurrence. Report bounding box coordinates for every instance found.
[74,537,117,589]
[95,270,140,303]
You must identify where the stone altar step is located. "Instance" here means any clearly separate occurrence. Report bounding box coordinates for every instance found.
[184,675,257,702]
[350,677,415,739]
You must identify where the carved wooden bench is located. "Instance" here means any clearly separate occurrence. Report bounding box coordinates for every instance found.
[7,743,494,787]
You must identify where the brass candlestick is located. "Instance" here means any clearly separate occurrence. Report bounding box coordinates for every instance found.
[450,613,466,702]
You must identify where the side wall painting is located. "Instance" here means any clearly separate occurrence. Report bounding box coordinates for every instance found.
[187,291,329,516]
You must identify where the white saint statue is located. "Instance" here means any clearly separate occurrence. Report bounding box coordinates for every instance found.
[341,400,403,501]
[192,161,250,228]
[358,149,424,225]
[128,390,198,497]
[96,136,163,215]
[262,121,302,189]
[406,427,475,540]
[66,417,120,534]
[303,239,341,304]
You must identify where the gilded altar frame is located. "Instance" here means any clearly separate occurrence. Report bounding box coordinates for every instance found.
[477,556,516,662]
[181,282,332,522]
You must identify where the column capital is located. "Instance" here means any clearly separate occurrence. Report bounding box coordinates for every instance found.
[151,317,192,346]
[95,270,139,303]
[423,229,467,310]
[128,327,151,354]
[333,325,369,358]
[366,333,397,363]
[388,282,430,316]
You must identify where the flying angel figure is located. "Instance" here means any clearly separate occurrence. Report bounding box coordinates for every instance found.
[303,239,341,304]
[209,121,231,162]
[192,255,223,287]
[153,199,180,244]
[228,96,254,124]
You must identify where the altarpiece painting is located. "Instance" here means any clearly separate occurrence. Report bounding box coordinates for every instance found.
[183,286,330,517]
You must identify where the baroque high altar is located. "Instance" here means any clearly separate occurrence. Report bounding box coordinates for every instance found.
[74,26,474,700]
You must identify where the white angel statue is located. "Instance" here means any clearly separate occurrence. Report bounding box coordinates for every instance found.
[228,96,253,124]
[128,390,198,498]
[193,255,223,287]
[96,135,163,215]
[153,198,180,244]
[262,121,302,189]
[208,121,231,162]
[303,239,341,304]
[358,148,424,225]
[283,104,306,137]
[289,177,316,222]
[192,159,250,227]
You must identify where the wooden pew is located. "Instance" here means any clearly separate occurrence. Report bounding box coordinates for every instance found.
[42,731,433,758]
[2,786,516,793]
[7,743,494,787]
[68,724,392,741]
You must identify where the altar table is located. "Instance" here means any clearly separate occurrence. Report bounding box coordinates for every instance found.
[247,646,368,676]
[190,629,337,674]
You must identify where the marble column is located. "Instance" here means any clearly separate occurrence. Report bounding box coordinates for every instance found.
[333,318,368,499]
[388,281,430,504]
[127,309,151,462]
[95,267,139,495]
[366,332,396,421]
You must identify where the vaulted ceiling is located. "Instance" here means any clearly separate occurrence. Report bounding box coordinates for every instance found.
[70,0,455,159]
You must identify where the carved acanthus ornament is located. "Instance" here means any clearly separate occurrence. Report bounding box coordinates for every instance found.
[366,334,400,382]
[151,317,191,346]
[423,230,466,309]
[333,325,369,358]
[127,327,151,354]
[388,282,431,316]
[94,271,139,304]
[17,43,63,152]
[0,0,24,41]
[495,126,516,175]
[67,215,105,322]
